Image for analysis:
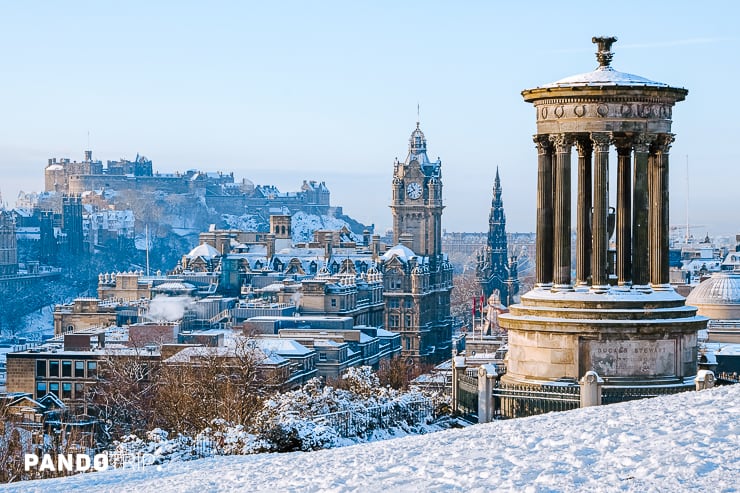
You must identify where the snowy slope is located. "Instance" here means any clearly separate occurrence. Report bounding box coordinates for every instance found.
[5,385,739,493]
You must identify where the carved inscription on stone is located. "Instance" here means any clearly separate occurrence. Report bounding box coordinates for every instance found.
[535,102,673,123]
[584,340,676,377]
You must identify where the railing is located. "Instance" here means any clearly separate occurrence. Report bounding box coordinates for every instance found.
[457,374,479,417]
[716,371,739,385]
[208,309,232,325]
[600,385,689,404]
[493,382,581,419]
[312,399,433,438]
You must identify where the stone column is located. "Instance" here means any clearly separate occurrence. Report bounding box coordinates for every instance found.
[451,355,466,415]
[477,364,498,423]
[614,137,632,287]
[534,135,553,288]
[550,134,573,290]
[590,133,611,292]
[579,371,603,407]
[695,370,715,390]
[650,134,674,289]
[632,134,653,289]
[575,138,592,287]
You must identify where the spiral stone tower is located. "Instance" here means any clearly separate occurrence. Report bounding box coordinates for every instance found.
[499,37,707,391]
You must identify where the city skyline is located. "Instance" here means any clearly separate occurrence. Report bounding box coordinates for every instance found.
[0,2,737,237]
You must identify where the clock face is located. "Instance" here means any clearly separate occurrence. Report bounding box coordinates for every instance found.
[407,182,422,200]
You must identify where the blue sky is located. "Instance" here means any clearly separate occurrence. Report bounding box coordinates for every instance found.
[0,1,737,237]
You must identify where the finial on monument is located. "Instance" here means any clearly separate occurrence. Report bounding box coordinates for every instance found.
[592,36,618,68]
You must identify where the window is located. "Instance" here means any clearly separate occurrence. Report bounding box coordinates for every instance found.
[331,298,337,307]
[62,383,72,399]
[319,353,327,361]
[36,382,46,398]
[75,361,84,378]
[49,382,59,397]
[405,299,413,309]
[62,360,72,378]
[87,361,97,378]
[49,360,59,377]
[388,299,400,309]
[405,314,413,327]
[36,360,46,377]
[405,338,410,350]
[389,314,399,328]
[75,383,84,399]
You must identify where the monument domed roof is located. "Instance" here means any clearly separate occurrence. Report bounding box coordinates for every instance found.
[541,66,669,89]
[532,36,678,91]
[686,271,740,306]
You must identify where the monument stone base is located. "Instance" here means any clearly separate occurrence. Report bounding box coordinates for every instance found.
[499,286,706,391]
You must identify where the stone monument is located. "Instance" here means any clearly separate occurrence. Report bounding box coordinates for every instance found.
[499,37,706,392]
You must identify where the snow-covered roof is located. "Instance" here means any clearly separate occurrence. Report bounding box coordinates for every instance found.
[687,271,740,306]
[165,345,287,365]
[275,248,324,257]
[257,283,285,293]
[45,164,64,171]
[381,244,416,262]
[540,66,669,89]
[152,281,196,292]
[186,243,220,259]
[257,338,312,356]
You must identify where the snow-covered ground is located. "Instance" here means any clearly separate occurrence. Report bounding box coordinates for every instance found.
[5,384,739,493]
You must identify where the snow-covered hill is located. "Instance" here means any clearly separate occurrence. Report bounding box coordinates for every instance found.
[6,385,739,493]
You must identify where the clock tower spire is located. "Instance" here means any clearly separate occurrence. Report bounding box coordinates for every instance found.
[389,122,444,256]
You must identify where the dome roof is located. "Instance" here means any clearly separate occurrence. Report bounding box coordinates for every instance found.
[186,243,220,259]
[540,66,669,89]
[382,244,416,262]
[532,37,678,91]
[686,271,740,306]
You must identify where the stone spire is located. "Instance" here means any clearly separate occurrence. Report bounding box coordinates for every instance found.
[477,166,514,304]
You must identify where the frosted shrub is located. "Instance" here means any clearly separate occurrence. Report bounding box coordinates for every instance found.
[196,419,270,455]
[261,417,340,452]
[111,429,197,466]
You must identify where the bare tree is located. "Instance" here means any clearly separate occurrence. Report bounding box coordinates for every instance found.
[153,338,267,435]
[376,357,420,390]
[87,349,160,440]
[450,270,482,330]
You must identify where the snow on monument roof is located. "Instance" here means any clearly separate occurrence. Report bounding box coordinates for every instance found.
[536,37,675,90]
[381,244,416,262]
[540,66,670,88]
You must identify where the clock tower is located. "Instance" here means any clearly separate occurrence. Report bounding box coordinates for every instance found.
[390,122,443,256]
[383,122,453,363]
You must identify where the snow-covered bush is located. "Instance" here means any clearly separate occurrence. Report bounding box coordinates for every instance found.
[110,428,197,466]
[260,417,340,452]
[195,419,271,455]
[257,367,437,441]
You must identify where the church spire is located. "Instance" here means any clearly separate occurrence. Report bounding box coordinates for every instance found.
[493,166,502,203]
[476,167,518,305]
